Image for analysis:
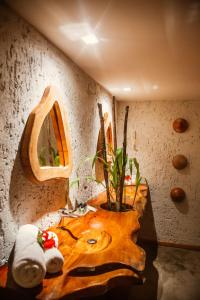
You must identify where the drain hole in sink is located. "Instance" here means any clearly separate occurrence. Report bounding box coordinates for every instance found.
[87,238,97,244]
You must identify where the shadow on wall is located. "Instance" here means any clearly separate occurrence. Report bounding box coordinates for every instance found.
[171,159,190,215]
[9,144,67,225]
[173,196,189,215]
[139,187,159,242]
[129,188,159,300]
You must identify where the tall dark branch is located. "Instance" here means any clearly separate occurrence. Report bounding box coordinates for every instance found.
[112,96,117,153]
[119,106,129,206]
[112,96,120,209]
[97,103,111,209]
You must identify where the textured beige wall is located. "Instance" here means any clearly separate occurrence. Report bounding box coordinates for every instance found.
[0,4,112,260]
[117,100,200,247]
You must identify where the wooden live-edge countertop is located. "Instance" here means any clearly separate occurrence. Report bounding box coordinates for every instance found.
[0,184,148,300]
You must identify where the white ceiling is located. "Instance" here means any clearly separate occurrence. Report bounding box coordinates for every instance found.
[6,0,200,101]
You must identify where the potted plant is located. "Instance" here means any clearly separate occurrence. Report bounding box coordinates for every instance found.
[70,103,143,212]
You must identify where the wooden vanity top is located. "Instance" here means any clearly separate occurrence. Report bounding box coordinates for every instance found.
[0,184,148,300]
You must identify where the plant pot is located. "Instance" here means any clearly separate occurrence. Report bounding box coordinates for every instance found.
[100,202,133,212]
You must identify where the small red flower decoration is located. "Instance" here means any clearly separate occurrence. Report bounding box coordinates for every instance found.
[43,238,55,249]
[125,175,131,181]
[42,230,49,240]
[37,230,58,250]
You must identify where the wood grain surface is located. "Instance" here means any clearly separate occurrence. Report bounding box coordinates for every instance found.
[20,85,72,183]
[0,185,148,299]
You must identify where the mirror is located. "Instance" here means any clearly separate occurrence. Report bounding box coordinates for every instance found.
[95,112,113,182]
[38,104,65,167]
[106,123,113,157]
[21,86,72,183]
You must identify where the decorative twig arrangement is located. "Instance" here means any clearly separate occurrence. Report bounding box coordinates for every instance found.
[97,103,137,211]
[112,96,117,152]
[113,99,121,209]
[119,106,129,207]
[70,102,142,212]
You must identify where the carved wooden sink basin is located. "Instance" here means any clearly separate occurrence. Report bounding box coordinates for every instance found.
[55,208,145,277]
[0,185,148,300]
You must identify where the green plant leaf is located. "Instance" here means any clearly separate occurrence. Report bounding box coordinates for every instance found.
[129,158,133,176]
[39,154,46,166]
[134,158,139,174]
[96,156,110,169]
[85,175,96,183]
[69,178,80,188]
[133,157,142,188]
[50,146,56,158]
[92,153,99,169]
[115,148,123,173]
[54,155,60,166]
[109,166,118,189]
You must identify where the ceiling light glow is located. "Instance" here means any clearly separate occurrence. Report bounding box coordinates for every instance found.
[60,23,91,41]
[123,87,132,92]
[152,84,159,90]
[81,34,99,44]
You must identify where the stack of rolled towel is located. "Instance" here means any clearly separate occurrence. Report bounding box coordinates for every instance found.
[12,224,64,288]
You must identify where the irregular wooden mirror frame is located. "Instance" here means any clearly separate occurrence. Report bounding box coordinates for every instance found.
[21,86,72,183]
[95,112,113,182]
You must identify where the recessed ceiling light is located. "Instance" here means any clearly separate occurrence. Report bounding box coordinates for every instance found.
[123,87,132,92]
[81,34,99,45]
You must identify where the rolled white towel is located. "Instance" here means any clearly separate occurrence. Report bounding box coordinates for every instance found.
[42,231,64,274]
[44,247,64,274]
[12,224,46,288]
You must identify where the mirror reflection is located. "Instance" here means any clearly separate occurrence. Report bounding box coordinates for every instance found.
[95,113,113,182]
[106,124,113,156]
[37,104,64,167]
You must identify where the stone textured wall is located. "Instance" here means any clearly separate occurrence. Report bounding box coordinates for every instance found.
[0,4,113,260]
[1,3,199,261]
[117,100,200,247]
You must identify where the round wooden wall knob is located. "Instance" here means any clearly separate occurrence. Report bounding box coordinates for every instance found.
[173,118,189,133]
[172,155,188,170]
[170,187,186,201]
